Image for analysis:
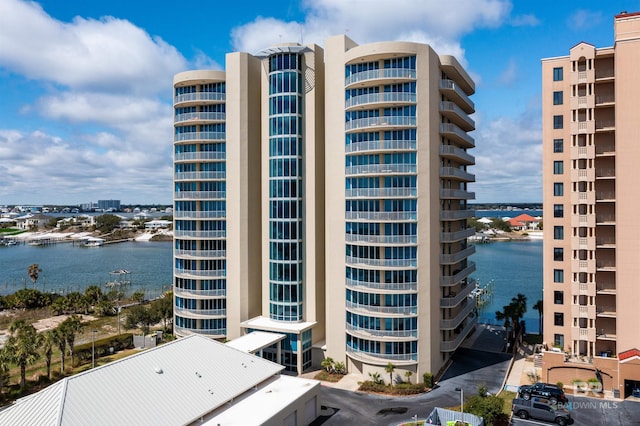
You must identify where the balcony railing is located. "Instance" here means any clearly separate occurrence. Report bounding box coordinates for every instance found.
[345,256,416,268]
[440,246,476,264]
[346,323,418,339]
[174,268,226,278]
[174,171,226,181]
[345,234,417,245]
[346,139,416,153]
[174,92,226,104]
[440,282,474,308]
[345,300,418,315]
[345,92,416,109]
[345,116,417,131]
[173,210,225,219]
[346,346,417,363]
[174,325,226,337]
[440,188,475,200]
[440,167,475,182]
[439,145,475,165]
[174,131,225,142]
[439,101,475,131]
[174,112,226,123]
[345,187,417,198]
[174,307,226,317]
[439,79,475,113]
[440,123,475,148]
[441,227,476,243]
[345,211,416,221]
[440,301,475,329]
[174,152,225,162]
[345,278,417,292]
[174,191,226,200]
[440,209,475,221]
[441,319,476,352]
[174,249,226,258]
[345,164,416,176]
[345,68,417,86]
[174,230,226,238]
[174,287,226,297]
[440,263,476,286]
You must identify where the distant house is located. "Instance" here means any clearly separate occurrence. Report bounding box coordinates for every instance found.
[15,214,51,230]
[145,219,171,230]
[0,335,320,425]
[508,213,540,230]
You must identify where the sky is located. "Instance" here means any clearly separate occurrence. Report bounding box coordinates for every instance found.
[0,0,637,205]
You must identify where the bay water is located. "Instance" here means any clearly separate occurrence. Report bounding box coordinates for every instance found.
[0,238,543,333]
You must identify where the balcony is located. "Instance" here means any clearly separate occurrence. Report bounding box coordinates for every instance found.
[571,282,594,296]
[440,209,475,221]
[174,191,226,200]
[595,262,616,272]
[174,131,225,142]
[345,300,418,316]
[571,304,596,318]
[346,323,418,340]
[596,329,617,340]
[173,210,225,219]
[571,121,594,134]
[595,95,615,106]
[595,191,616,202]
[440,301,475,329]
[440,188,475,200]
[439,145,475,165]
[345,68,417,87]
[345,163,416,176]
[596,306,616,317]
[571,259,595,274]
[595,120,615,132]
[571,214,596,228]
[571,145,595,160]
[439,79,474,113]
[173,92,225,105]
[596,284,616,295]
[174,249,226,258]
[345,187,417,198]
[174,268,226,278]
[174,171,225,181]
[174,230,226,239]
[346,346,417,365]
[440,167,475,182]
[345,116,417,132]
[174,152,225,162]
[440,246,476,265]
[570,167,595,182]
[441,319,476,352]
[345,92,416,110]
[174,111,225,124]
[440,282,474,308]
[345,233,417,245]
[346,139,416,154]
[345,278,417,292]
[345,256,416,268]
[571,326,596,341]
[174,325,226,338]
[439,123,475,148]
[570,190,595,205]
[174,287,226,298]
[571,236,595,251]
[174,307,226,318]
[345,211,416,221]
[440,263,476,286]
[441,227,476,243]
[439,101,475,131]
[595,168,616,179]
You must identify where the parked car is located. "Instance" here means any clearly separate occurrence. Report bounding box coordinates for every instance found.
[512,397,572,425]
[519,382,568,404]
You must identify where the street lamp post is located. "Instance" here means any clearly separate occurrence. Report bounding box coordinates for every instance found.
[455,387,464,424]
[92,329,97,368]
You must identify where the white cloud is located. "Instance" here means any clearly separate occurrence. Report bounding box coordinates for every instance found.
[497,58,518,85]
[232,0,512,62]
[471,100,542,202]
[511,14,540,27]
[568,10,603,31]
[0,0,186,94]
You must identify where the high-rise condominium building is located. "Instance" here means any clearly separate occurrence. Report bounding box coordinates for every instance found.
[173,35,476,378]
[542,12,640,397]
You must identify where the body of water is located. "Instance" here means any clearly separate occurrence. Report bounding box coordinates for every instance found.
[473,238,543,333]
[0,241,172,299]
[0,237,543,333]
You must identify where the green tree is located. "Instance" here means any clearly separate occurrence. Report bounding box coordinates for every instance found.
[124,305,157,335]
[334,361,346,375]
[533,299,543,335]
[131,290,145,304]
[321,357,335,373]
[0,347,10,395]
[59,315,84,368]
[95,214,121,233]
[27,263,42,288]
[385,362,396,385]
[84,285,103,305]
[6,320,43,389]
[368,371,383,385]
[41,330,57,380]
[465,393,507,426]
[405,370,413,384]
[149,292,173,332]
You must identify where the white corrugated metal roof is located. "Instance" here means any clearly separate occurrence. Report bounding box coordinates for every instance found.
[0,335,284,426]
[226,331,286,353]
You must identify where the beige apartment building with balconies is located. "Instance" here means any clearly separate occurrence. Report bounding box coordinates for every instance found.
[173,35,477,379]
[542,11,640,398]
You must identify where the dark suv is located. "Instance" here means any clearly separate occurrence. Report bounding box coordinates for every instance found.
[519,382,568,404]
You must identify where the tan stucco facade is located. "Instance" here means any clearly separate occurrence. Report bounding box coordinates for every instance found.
[173,35,476,379]
[542,12,640,397]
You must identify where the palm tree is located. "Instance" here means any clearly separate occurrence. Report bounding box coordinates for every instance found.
[41,330,57,380]
[533,299,543,336]
[61,315,84,368]
[385,362,396,385]
[6,320,43,389]
[27,263,42,288]
[405,370,413,384]
[0,347,10,395]
[321,357,335,373]
[53,328,67,374]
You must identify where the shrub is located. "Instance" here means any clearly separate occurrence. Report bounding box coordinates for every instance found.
[72,333,134,367]
[557,381,564,389]
[465,394,505,425]
[423,372,434,388]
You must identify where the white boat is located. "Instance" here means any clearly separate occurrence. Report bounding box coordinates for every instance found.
[81,237,104,247]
